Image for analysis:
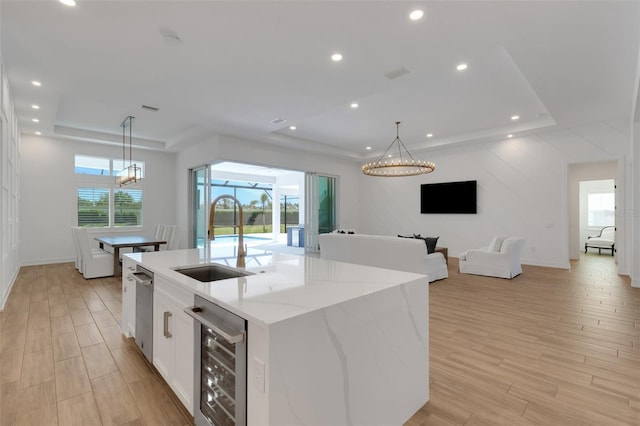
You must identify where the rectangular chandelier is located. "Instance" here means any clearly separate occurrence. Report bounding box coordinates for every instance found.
[116,164,141,186]
[117,115,141,186]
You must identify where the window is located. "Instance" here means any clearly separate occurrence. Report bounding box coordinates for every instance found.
[114,189,142,227]
[587,193,615,227]
[75,155,110,175]
[75,155,145,228]
[78,187,109,227]
[74,155,145,178]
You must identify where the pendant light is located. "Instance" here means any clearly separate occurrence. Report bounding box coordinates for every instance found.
[362,122,435,177]
[116,115,142,186]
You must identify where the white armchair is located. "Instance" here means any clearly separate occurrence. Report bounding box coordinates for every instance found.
[585,226,615,256]
[459,236,526,279]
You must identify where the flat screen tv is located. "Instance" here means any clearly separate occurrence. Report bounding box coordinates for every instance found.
[420,180,477,214]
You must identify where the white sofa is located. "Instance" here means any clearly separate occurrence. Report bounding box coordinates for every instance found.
[317,233,448,283]
[458,236,526,279]
[585,226,615,255]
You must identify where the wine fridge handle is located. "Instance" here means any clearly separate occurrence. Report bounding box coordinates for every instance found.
[184,306,245,344]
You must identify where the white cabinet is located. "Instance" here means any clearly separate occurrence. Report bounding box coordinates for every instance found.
[121,256,137,337]
[153,275,195,415]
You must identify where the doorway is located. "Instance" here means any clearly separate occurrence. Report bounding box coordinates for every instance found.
[189,162,308,255]
[568,161,619,266]
[579,179,615,256]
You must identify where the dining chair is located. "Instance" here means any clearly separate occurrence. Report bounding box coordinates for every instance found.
[162,225,178,250]
[137,224,178,251]
[76,227,114,278]
[70,227,82,271]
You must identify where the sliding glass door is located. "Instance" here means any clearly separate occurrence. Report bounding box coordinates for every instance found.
[191,165,337,255]
[304,173,337,253]
[191,166,209,248]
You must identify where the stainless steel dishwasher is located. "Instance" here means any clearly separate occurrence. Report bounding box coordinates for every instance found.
[133,265,154,363]
[185,295,247,426]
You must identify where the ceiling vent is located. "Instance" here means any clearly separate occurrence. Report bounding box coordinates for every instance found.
[384,66,410,80]
[139,104,159,112]
[270,117,287,124]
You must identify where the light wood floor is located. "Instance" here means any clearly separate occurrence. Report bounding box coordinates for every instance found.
[0,263,192,426]
[409,253,640,426]
[1,255,638,425]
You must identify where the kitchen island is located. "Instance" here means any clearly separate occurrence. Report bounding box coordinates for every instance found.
[122,247,429,425]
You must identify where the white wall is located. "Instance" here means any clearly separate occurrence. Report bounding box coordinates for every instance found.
[175,134,361,249]
[357,122,630,269]
[15,119,634,273]
[569,162,617,259]
[20,135,177,266]
[633,120,640,287]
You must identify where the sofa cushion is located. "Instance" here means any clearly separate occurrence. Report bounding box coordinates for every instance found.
[420,236,439,254]
[488,236,506,252]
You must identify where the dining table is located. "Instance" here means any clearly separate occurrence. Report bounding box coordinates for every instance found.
[95,235,167,277]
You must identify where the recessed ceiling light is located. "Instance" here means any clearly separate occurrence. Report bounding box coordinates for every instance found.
[426,133,433,138]
[409,10,424,20]
[456,63,468,71]
[511,115,520,121]
[60,0,76,6]
[331,53,343,62]
[289,126,296,130]
[35,131,41,135]
[366,146,372,150]
[350,103,359,109]
[507,134,513,138]
[32,118,39,123]
[31,81,42,87]
[31,104,40,109]
[387,154,393,158]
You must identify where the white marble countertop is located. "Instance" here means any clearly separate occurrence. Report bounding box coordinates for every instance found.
[124,247,427,326]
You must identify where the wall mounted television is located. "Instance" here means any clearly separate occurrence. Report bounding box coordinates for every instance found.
[420,180,477,214]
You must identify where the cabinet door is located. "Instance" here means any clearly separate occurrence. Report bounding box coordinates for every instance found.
[121,258,137,337]
[126,277,136,337]
[152,277,195,415]
[172,309,194,414]
[153,290,175,382]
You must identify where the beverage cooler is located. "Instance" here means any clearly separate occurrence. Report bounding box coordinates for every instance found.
[185,295,247,426]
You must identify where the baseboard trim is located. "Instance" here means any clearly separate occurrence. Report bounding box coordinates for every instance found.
[1,265,21,311]
[20,257,75,267]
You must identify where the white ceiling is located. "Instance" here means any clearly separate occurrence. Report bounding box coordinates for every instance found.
[2,1,639,160]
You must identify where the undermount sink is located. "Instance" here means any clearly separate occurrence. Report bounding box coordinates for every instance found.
[174,264,254,282]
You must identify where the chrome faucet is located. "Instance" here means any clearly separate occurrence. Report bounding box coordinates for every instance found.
[209,194,246,268]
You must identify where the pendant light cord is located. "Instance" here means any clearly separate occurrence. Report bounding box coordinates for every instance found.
[122,119,126,169]
[129,118,132,169]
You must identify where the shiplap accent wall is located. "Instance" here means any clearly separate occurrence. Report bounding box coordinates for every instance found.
[357,123,630,270]
[0,59,21,309]
[19,135,177,266]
